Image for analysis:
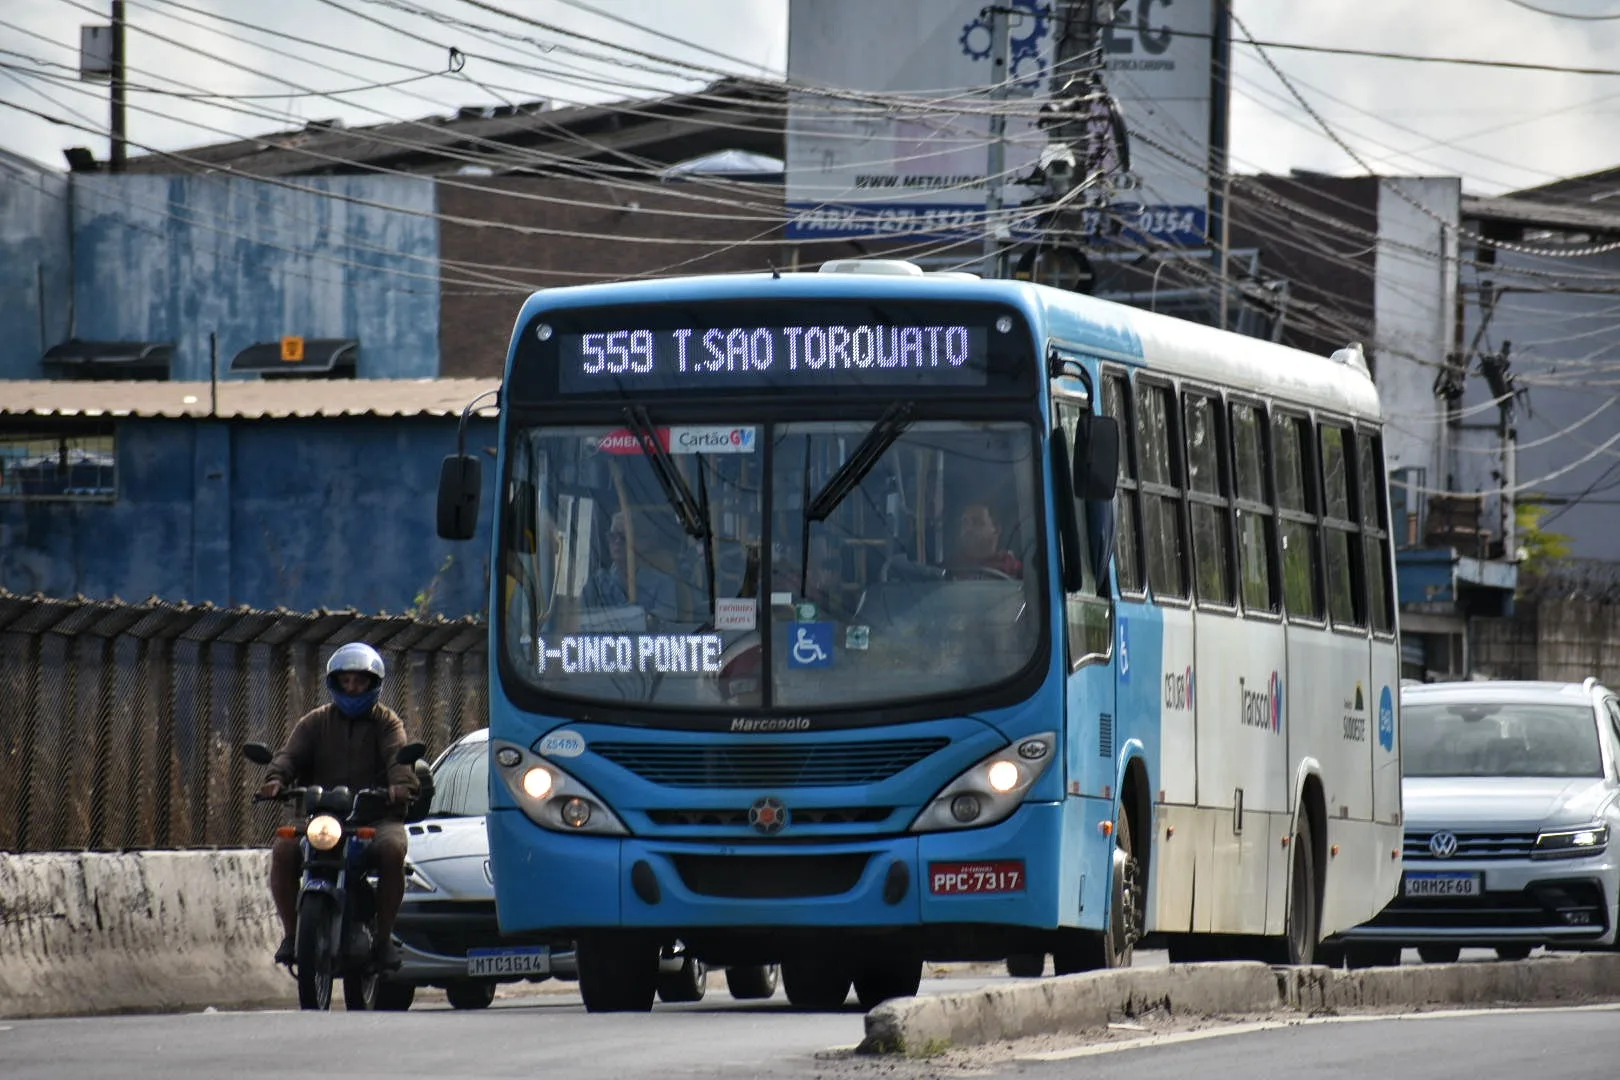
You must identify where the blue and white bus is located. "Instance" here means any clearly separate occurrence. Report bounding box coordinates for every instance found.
[438,259,1402,1012]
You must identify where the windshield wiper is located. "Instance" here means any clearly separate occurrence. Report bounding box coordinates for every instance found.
[798,401,914,597]
[623,405,708,540]
[805,401,915,524]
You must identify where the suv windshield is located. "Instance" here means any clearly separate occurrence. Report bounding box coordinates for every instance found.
[429,738,490,817]
[499,418,1042,712]
[1403,701,1603,778]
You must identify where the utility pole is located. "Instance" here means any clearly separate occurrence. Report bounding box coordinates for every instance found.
[982,6,1011,278]
[110,0,127,172]
[1210,0,1233,331]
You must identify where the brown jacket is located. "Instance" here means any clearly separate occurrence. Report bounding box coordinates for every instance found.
[265,703,419,816]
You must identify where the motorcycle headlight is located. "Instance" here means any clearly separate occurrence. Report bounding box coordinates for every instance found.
[493,739,628,837]
[306,814,343,851]
[1535,824,1609,858]
[911,733,1057,833]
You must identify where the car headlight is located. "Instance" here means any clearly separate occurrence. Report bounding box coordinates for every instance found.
[910,733,1057,833]
[492,739,628,837]
[1535,824,1609,857]
[403,859,437,894]
[306,814,343,851]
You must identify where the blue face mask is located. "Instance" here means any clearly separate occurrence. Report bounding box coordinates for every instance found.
[328,677,381,718]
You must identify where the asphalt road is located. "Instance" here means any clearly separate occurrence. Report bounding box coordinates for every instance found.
[0,949,1591,1080]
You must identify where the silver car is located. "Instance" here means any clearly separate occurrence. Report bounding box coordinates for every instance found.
[1338,679,1620,965]
[379,728,780,1009]
[379,727,577,1010]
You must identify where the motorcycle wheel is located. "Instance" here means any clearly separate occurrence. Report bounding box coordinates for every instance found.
[343,970,380,1011]
[295,898,335,1011]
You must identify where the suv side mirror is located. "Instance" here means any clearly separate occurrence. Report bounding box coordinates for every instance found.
[396,741,427,765]
[437,454,482,540]
[1074,415,1119,501]
[242,742,273,766]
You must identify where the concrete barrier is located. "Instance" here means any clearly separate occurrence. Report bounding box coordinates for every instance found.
[861,953,1620,1055]
[0,850,292,1019]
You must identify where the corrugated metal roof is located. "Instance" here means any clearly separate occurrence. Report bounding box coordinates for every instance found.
[1462,195,1620,236]
[0,378,500,420]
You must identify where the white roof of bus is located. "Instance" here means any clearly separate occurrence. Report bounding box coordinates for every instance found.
[1032,286,1383,422]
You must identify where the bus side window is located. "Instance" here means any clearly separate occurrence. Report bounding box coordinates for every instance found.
[1319,423,1365,628]
[1183,391,1233,607]
[1136,381,1188,601]
[1272,412,1323,620]
[1230,400,1279,614]
[1101,373,1144,595]
[1358,430,1395,634]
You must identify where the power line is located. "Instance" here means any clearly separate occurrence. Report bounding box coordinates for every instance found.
[1501,0,1620,18]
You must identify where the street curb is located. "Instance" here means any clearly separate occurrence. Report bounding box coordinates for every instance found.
[860,954,1620,1055]
[860,962,1279,1054]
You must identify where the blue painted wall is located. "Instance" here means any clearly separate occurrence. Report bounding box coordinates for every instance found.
[1,172,440,381]
[0,417,497,617]
[0,154,71,380]
[71,175,441,380]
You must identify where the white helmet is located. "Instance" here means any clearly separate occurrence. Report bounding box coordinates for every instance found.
[326,642,386,686]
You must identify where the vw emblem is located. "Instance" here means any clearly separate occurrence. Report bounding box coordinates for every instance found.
[1428,831,1459,859]
[748,796,788,836]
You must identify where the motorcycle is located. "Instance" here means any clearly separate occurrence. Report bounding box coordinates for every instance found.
[243,740,428,1011]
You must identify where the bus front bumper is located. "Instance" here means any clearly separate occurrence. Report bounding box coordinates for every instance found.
[487,798,1106,934]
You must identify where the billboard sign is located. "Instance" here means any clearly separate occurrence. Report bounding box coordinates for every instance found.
[1092,0,1219,246]
[784,0,1222,248]
[785,0,1054,241]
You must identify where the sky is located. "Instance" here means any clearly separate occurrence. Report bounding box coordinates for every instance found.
[5,0,1620,196]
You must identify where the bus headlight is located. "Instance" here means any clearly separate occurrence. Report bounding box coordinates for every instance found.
[911,733,1056,833]
[493,739,629,837]
[306,814,343,851]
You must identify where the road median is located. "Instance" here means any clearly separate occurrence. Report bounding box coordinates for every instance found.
[861,953,1620,1054]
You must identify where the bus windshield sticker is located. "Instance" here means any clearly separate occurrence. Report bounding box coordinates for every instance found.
[714,598,756,632]
[668,426,757,454]
[844,625,870,651]
[535,634,723,675]
[787,622,834,668]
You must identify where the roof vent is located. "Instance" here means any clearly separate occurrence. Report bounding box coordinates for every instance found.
[1330,342,1370,377]
[818,259,925,277]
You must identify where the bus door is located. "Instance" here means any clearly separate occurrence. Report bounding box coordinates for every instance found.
[1050,372,1117,816]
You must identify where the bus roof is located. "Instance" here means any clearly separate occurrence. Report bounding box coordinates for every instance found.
[511,270,1382,422]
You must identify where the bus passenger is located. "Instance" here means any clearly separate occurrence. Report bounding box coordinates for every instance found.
[952,501,1024,579]
[583,510,679,623]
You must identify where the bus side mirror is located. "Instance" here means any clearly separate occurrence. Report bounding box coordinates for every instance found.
[437,454,482,540]
[1074,415,1119,501]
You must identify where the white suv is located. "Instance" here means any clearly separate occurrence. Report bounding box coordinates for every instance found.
[1337,679,1620,965]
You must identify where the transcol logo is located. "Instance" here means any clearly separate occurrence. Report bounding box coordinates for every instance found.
[1239,672,1284,734]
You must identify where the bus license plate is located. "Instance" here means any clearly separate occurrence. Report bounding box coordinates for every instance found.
[929,861,1025,895]
[467,946,550,977]
[1403,872,1480,897]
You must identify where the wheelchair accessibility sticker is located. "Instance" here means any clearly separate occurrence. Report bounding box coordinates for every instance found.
[787,622,834,668]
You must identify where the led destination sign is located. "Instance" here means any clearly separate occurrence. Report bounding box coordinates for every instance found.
[556,323,989,393]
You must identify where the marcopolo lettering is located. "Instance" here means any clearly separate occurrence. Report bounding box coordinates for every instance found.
[729,717,813,733]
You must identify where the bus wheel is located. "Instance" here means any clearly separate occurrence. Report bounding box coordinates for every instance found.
[1279,819,1320,966]
[781,956,852,1009]
[1005,952,1045,977]
[577,933,657,1013]
[726,963,778,1000]
[853,954,922,1010]
[1054,806,1142,973]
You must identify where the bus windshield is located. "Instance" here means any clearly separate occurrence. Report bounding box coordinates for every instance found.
[499,417,1042,712]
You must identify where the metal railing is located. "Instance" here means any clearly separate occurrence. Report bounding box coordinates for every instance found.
[0,590,487,853]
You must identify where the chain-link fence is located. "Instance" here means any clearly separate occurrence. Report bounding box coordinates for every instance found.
[0,590,488,853]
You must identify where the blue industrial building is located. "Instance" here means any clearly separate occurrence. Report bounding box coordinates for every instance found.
[0,380,497,618]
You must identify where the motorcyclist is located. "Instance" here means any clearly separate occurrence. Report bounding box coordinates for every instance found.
[257,642,418,971]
